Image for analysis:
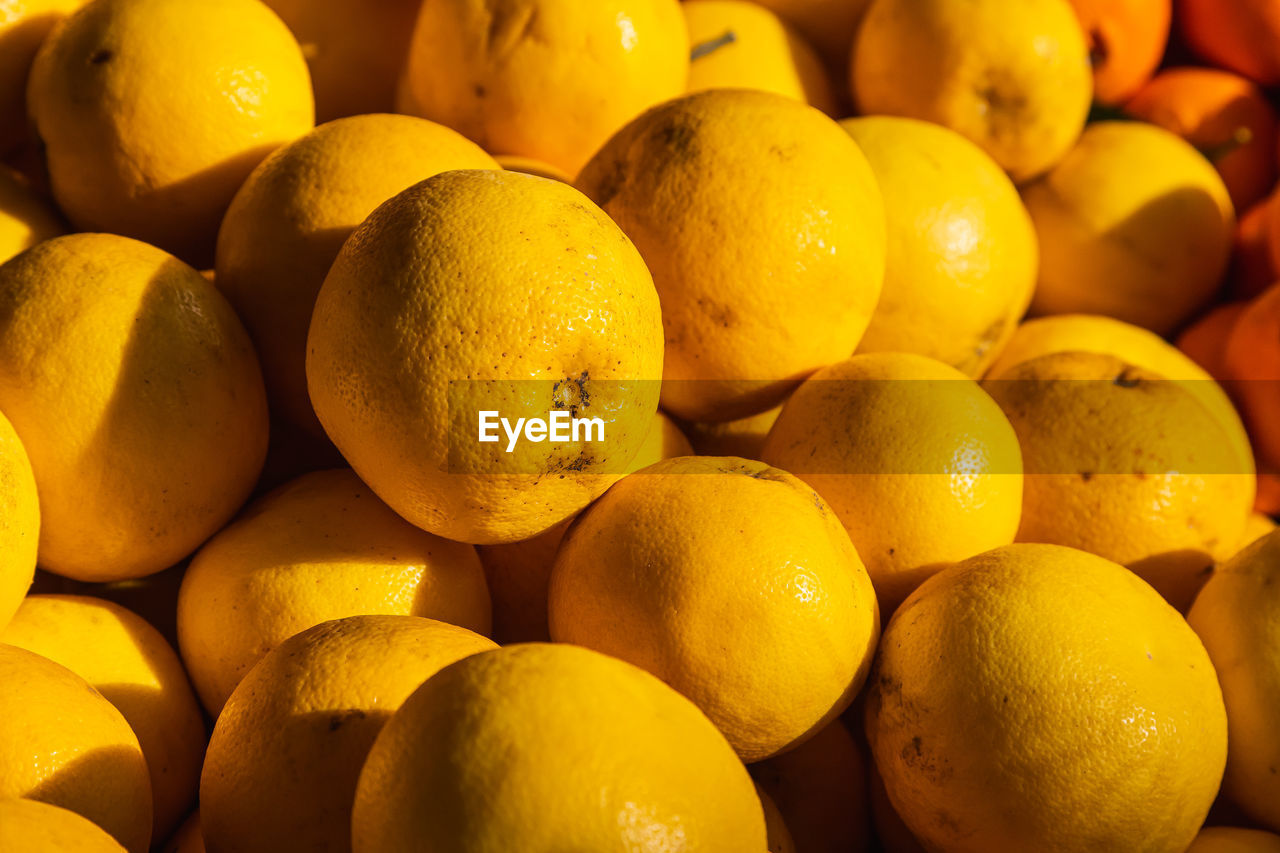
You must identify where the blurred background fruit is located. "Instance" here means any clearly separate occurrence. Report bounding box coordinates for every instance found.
[1178,0,1280,87]
[0,165,63,265]
[1066,0,1170,104]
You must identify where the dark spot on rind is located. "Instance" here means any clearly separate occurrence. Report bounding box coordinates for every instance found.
[90,48,113,64]
[1113,370,1141,388]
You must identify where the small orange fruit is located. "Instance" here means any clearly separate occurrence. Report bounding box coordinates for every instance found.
[1232,194,1276,300]
[1066,0,1170,103]
[1178,0,1280,87]
[1177,302,1247,381]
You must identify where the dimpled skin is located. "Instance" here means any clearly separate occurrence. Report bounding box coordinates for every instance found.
[852,0,1092,183]
[682,1,836,115]
[0,166,63,266]
[1,595,205,843]
[351,643,767,852]
[178,469,492,716]
[306,169,665,545]
[1188,531,1280,832]
[1187,828,1280,853]
[215,114,499,437]
[577,89,886,423]
[201,615,496,853]
[867,543,1227,853]
[1023,122,1235,336]
[262,0,421,121]
[841,117,1037,376]
[26,0,314,263]
[548,456,880,762]
[985,351,1253,611]
[398,0,688,177]
[0,233,268,582]
[761,353,1023,612]
[0,644,152,853]
[0,799,127,852]
[0,406,37,630]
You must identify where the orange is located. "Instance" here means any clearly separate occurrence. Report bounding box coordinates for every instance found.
[1259,473,1280,516]
[984,351,1254,611]
[867,543,1227,852]
[840,116,1037,376]
[493,155,572,183]
[548,455,880,761]
[307,170,664,545]
[1242,510,1277,548]
[1178,302,1247,381]
[1232,194,1276,300]
[1179,0,1280,87]
[1126,67,1279,212]
[162,812,204,853]
[1067,0,1170,103]
[1023,121,1235,336]
[200,615,496,853]
[1224,283,1280,470]
[762,353,1023,611]
[758,787,798,853]
[851,0,1092,182]
[869,764,927,853]
[1188,828,1280,852]
[215,114,498,437]
[262,0,420,121]
[2,595,205,842]
[0,799,128,852]
[678,403,784,460]
[0,164,63,265]
[0,233,268,582]
[577,89,885,422]
[351,643,767,852]
[0,643,152,852]
[746,0,871,71]
[178,468,491,715]
[682,0,836,115]
[397,0,688,177]
[0,405,38,631]
[0,0,85,156]
[751,720,871,853]
[1189,530,1280,832]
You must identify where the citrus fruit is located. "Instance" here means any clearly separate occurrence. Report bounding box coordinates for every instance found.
[0,0,84,155]
[0,233,268,582]
[27,0,314,264]
[0,799,127,852]
[1023,121,1235,336]
[1232,194,1277,300]
[984,351,1253,611]
[493,155,572,183]
[548,455,879,761]
[0,643,152,852]
[0,165,62,265]
[747,0,869,70]
[1177,302,1246,381]
[200,615,496,853]
[758,787,798,853]
[1126,67,1278,211]
[840,116,1037,375]
[851,0,1092,182]
[869,763,927,853]
[867,543,1227,852]
[1188,828,1280,853]
[1178,0,1280,87]
[397,0,688,176]
[1,595,204,842]
[307,169,664,544]
[351,643,767,852]
[683,0,836,114]
[1224,283,1280,469]
[162,812,204,853]
[679,403,784,460]
[215,113,498,436]
[1188,529,1280,832]
[1242,511,1277,547]
[177,468,491,715]
[577,88,885,422]
[0,406,37,631]
[1067,0,1169,103]
[762,353,1023,611]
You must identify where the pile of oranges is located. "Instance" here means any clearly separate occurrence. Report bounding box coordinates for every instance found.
[1,0,1280,851]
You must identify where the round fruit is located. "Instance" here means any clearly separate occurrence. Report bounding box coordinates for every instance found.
[201,615,496,853]
[397,0,688,176]
[1066,0,1170,103]
[1177,302,1246,381]
[851,0,1092,182]
[0,799,127,852]
[751,720,871,853]
[1242,511,1277,548]
[1126,67,1278,211]
[746,0,869,69]
[0,0,85,155]
[984,351,1253,610]
[1187,828,1280,853]
[493,155,572,183]
[763,353,1023,611]
[548,455,879,761]
[0,643,152,852]
[0,233,268,582]
[1224,283,1280,469]
[0,165,63,265]
[27,0,313,264]
[683,0,836,114]
[262,0,420,121]
[867,543,1227,853]
[163,812,204,853]
[577,88,885,422]
[0,406,37,631]
[840,116,1037,375]
[1178,0,1280,87]
[307,169,664,544]
[1188,530,1280,832]
[215,114,498,436]
[1023,121,1235,335]
[680,403,784,460]
[178,468,491,715]
[758,787,798,853]
[1233,194,1277,300]
[2,595,204,842]
[351,643,767,852]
